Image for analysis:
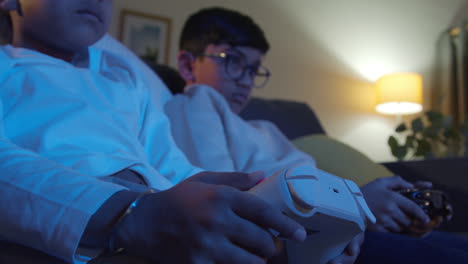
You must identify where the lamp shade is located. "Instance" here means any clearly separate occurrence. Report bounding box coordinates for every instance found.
[375,73,423,115]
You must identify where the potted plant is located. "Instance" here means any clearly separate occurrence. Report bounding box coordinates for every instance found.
[388,111,468,160]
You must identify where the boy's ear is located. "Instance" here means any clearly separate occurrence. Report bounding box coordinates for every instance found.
[0,0,18,12]
[177,50,196,82]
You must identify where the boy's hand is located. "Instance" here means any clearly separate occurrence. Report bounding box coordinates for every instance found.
[186,170,266,190]
[400,181,444,237]
[404,216,442,237]
[413,180,433,189]
[327,232,364,264]
[114,171,306,264]
[361,176,430,233]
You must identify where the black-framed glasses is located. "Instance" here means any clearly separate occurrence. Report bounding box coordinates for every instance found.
[198,51,271,88]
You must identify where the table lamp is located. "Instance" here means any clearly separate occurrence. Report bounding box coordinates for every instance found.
[375,73,423,117]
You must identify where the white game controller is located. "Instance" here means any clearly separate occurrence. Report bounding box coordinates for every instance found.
[249,166,376,264]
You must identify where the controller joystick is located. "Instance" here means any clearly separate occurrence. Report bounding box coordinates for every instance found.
[398,188,453,236]
[398,188,453,221]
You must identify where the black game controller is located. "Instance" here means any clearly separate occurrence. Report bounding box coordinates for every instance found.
[399,188,453,221]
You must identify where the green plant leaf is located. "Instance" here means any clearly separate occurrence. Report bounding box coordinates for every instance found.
[414,139,431,157]
[392,146,408,160]
[388,135,399,148]
[395,123,407,133]
[388,136,407,160]
[389,111,468,160]
[442,116,453,129]
[405,135,416,147]
[422,126,440,139]
[426,111,444,124]
[444,128,461,140]
[412,118,424,133]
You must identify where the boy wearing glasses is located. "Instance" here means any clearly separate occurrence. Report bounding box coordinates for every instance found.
[166,6,468,264]
[166,7,363,264]
[168,7,316,180]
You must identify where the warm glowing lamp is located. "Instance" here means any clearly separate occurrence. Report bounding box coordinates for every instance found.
[375,73,423,115]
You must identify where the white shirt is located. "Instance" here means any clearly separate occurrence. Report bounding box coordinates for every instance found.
[165,85,317,178]
[0,44,200,263]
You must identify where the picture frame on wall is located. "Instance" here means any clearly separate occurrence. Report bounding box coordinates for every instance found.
[119,9,171,64]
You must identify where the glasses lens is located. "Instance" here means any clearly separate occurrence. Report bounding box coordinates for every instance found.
[225,54,245,79]
[223,52,270,88]
[253,66,270,88]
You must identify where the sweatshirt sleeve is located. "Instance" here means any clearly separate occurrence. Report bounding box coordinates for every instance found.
[241,120,317,177]
[137,74,203,185]
[164,86,237,174]
[164,85,316,178]
[92,36,202,186]
[0,100,126,263]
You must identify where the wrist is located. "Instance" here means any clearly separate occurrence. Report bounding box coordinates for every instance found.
[108,189,156,253]
[81,190,140,248]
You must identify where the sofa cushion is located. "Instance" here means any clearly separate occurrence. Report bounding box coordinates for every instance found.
[292,134,393,186]
[240,98,325,140]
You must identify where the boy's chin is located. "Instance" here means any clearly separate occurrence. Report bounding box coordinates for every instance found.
[70,28,107,47]
[66,34,105,51]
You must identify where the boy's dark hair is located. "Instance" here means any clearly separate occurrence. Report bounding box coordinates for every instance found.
[179,7,269,55]
[144,60,186,95]
[0,11,12,44]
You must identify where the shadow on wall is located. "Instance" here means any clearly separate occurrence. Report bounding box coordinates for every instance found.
[240,1,380,124]
[242,1,372,94]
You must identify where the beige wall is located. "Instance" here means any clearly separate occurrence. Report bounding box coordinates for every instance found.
[110,0,468,162]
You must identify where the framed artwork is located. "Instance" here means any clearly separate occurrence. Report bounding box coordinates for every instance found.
[119,9,171,64]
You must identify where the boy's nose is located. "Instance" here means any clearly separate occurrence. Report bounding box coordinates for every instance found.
[236,73,255,90]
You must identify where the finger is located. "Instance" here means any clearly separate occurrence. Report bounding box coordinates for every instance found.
[432,216,443,227]
[226,212,277,258]
[408,224,433,234]
[397,195,431,224]
[368,223,390,233]
[190,171,265,190]
[389,206,412,227]
[413,181,433,189]
[406,223,433,237]
[232,192,306,242]
[328,253,357,264]
[412,217,438,229]
[379,216,402,233]
[345,233,364,256]
[327,253,346,264]
[386,175,414,190]
[334,255,357,264]
[345,244,357,256]
[210,238,266,264]
[249,171,266,184]
[273,237,285,254]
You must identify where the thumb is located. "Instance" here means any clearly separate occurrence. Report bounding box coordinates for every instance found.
[188,171,265,191]
[413,181,433,189]
[387,175,414,190]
